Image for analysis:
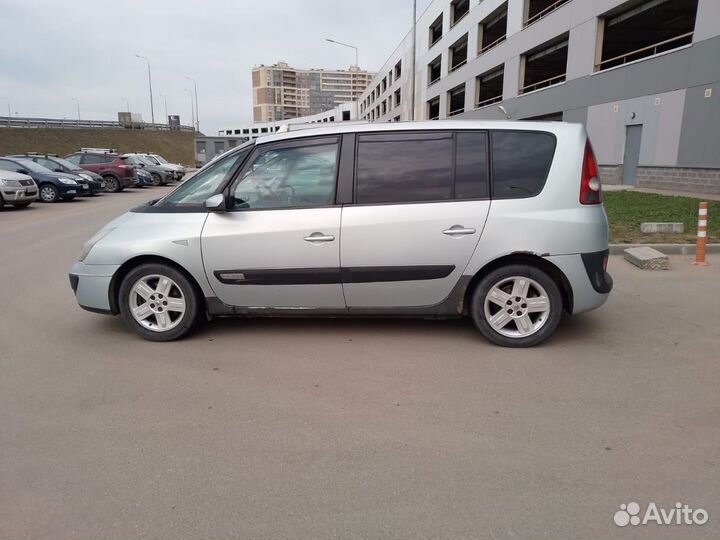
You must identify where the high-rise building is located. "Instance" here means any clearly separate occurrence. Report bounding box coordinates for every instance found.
[360,0,720,194]
[252,61,375,122]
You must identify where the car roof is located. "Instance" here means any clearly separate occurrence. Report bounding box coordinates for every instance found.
[255,119,581,145]
[0,169,32,180]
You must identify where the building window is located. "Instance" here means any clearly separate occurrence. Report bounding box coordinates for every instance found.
[429,13,443,47]
[451,0,470,26]
[381,100,387,115]
[394,115,401,122]
[394,60,402,79]
[449,34,468,72]
[448,84,465,117]
[520,35,568,94]
[394,88,401,107]
[234,129,241,134]
[476,65,504,108]
[479,3,507,54]
[342,110,351,121]
[595,0,698,72]
[428,55,442,86]
[524,0,570,27]
[382,77,387,92]
[427,97,440,120]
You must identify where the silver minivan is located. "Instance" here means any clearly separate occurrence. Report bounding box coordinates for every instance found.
[70,121,612,347]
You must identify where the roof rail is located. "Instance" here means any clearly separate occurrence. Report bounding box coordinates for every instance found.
[80,147,117,153]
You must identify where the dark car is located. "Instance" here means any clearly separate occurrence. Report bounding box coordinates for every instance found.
[10,153,104,195]
[64,149,138,192]
[0,157,88,202]
[121,154,172,186]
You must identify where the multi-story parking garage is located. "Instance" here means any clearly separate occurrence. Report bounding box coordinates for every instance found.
[360,0,720,194]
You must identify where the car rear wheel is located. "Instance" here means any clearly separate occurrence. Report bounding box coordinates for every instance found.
[102,175,120,193]
[470,264,563,348]
[150,173,163,186]
[39,184,60,203]
[118,264,200,342]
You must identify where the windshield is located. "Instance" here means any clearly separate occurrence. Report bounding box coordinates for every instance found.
[155,143,253,208]
[137,156,157,167]
[16,159,53,173]
[52,157,82,171]
[151,154,168,164]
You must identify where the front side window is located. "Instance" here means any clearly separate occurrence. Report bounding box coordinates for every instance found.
[356,133,453,204]
[232,140,338,209]
[491,131,555,199]
[157,146,251,208]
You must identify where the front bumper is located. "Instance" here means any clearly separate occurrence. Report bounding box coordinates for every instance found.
[69,261,120,314]
[58,184,81,198]
[2,187,37,203]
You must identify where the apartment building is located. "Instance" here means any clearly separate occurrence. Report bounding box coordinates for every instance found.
[252,61,374,122]
[359,0,720,193]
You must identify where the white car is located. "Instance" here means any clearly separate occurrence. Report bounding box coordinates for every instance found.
[0,169,38,208]
[70,120,612,347]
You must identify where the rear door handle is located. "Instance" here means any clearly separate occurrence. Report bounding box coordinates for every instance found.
[442,225,476,236]
[303,232,335,243]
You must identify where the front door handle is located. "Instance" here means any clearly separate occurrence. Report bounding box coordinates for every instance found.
[303,232,335,243]
[442,225,476,236]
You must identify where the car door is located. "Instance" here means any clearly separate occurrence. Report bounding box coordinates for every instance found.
[340,131,491,308]
[201,136,346,309]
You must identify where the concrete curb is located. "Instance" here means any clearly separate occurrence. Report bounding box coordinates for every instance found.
[609,244,720,255]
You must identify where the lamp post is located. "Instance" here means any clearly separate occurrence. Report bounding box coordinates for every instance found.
[134,54,155,125]
[325,38,360,120]
[159,94,169,124]
[184,88,195,131]
[411,0,417,121]
[72,97,80,121]
[184,76,199,132]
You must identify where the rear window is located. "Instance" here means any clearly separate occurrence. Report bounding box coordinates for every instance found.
[491,131,555,199]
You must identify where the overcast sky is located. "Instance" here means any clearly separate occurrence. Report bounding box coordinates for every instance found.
[0,0,432,134]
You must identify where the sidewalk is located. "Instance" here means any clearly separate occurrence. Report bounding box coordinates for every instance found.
[604,184,720,201]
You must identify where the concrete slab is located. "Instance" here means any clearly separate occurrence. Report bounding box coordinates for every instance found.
[640,222,684,234]
[624,246,670,269]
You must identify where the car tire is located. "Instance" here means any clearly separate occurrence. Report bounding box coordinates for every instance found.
[102,175,120,193]
[38,184,60,203]
[470,264,563,348]
[118,263,200,342]
[150,173,162,187]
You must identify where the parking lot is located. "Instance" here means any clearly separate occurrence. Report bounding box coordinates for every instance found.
[1,188,719,539]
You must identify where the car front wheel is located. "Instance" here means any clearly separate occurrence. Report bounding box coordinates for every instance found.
[39,184,60,203]
[471,264,563,348]
[118,264,200,341]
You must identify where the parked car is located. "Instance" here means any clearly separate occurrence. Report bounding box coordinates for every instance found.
[70,121,612,346]
[135,167,153,187]
[0,170,37,208]
[64,149,138,192]
[10,153,104,195]
[140,153,186,180]
[0,157,87,202]
[120,154,172,186]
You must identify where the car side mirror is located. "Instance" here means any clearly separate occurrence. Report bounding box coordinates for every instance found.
[17,169,28,175]
[205,193,227,212]
[54,168,64,172]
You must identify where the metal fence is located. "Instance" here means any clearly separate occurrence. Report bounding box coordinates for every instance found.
[0,116,195,132]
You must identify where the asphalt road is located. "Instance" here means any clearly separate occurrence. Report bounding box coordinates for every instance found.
[1,188,719,540]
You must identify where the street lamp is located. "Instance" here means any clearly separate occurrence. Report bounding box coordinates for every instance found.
[326,38,360,120]
[184,88,195,131]
[72,97,80,121]
[410,0,417,121]
[184,76,199,132]
[134,54,155,125]
[159,94,169,124]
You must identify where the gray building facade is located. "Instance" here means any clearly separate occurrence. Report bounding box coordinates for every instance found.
[359,0,720,194]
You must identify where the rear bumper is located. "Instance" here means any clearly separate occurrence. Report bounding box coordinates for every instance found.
[69,261,120,314]
[546,251,612,315]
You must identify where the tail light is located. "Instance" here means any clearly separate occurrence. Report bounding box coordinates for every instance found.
[580,140,602,205]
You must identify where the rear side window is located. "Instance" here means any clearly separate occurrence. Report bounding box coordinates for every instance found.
[491,131,555,199]
[455,132,489,199]
[356,132,453,203]
[81,154,106,165]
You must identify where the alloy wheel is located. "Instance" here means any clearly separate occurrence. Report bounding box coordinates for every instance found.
[483,276,551,338]
[128,274,186,332]
[39,186,58,202]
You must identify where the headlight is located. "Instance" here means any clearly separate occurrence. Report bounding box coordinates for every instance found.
[79,173,92,181]
[58,178,77,185]
[0,179,22,187]
[78,227,115,262]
